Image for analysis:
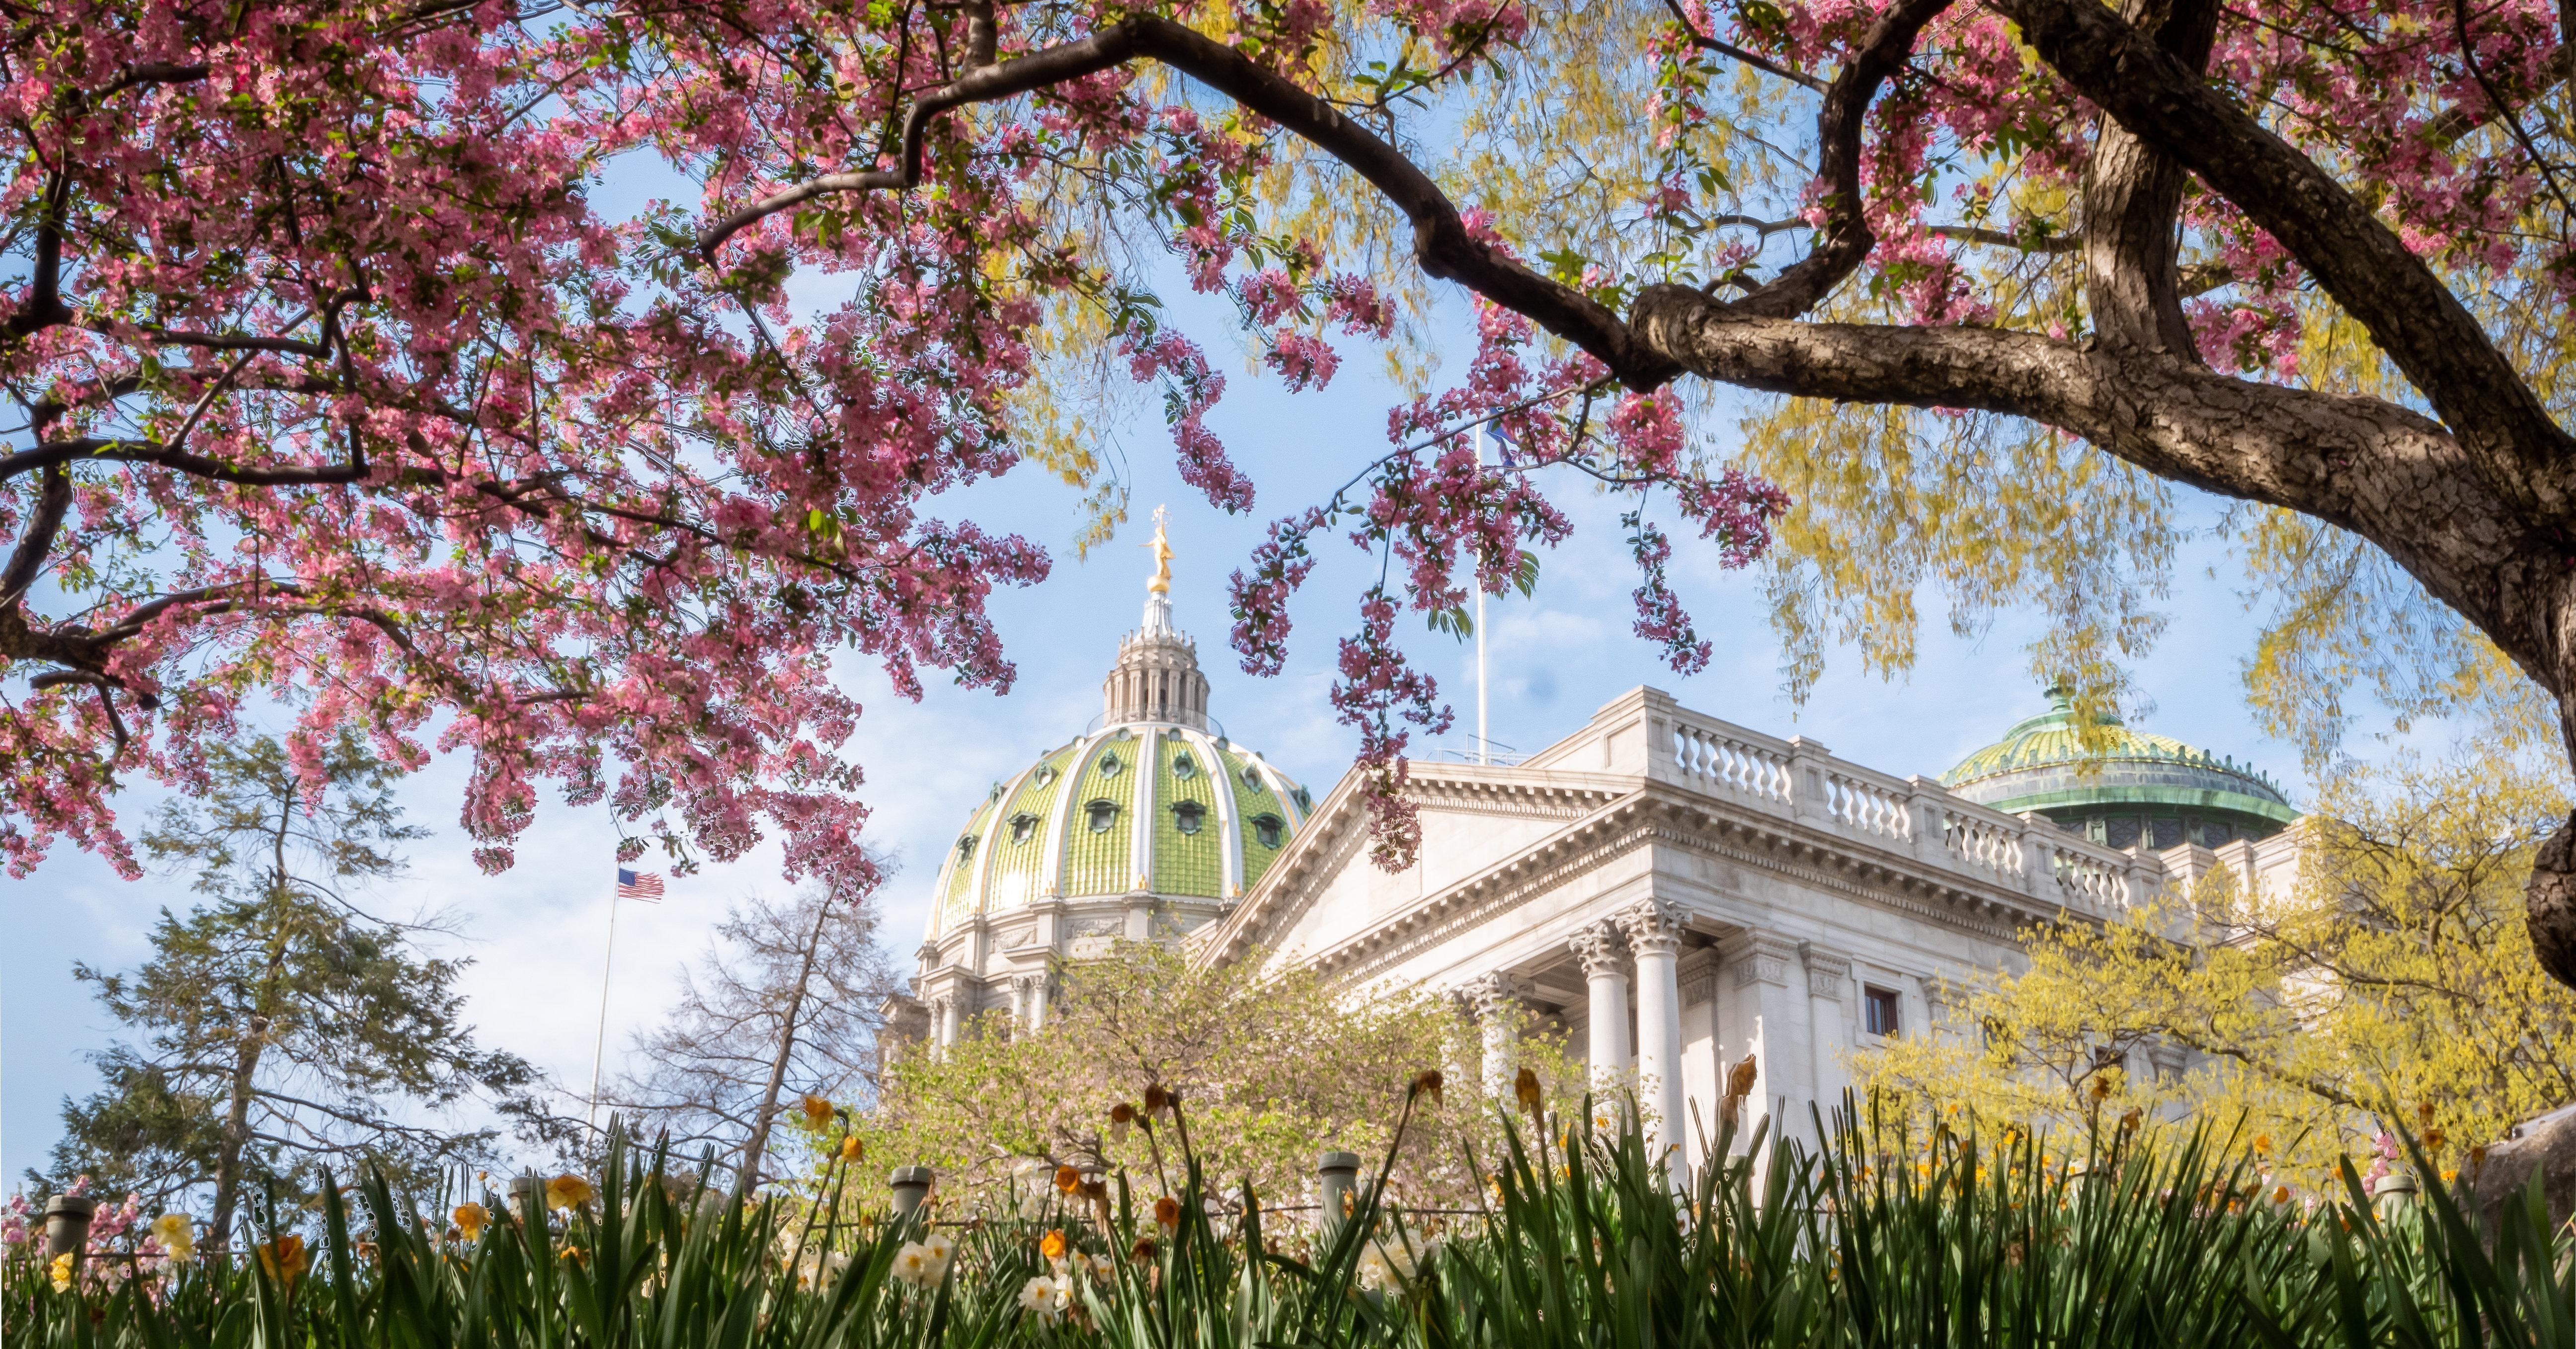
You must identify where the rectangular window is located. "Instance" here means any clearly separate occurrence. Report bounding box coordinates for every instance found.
[1863,985,1901,1037]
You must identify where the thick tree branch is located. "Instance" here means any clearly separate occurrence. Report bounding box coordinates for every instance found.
[2081,0,2218,359]
[5,170,74,339]
[1994,0,2576,517]
[699,16,1671,384]
[1724,0,1956,320]
[0,464,71,607]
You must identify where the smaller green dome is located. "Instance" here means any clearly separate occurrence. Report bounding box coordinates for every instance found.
[1942,689,2295,850]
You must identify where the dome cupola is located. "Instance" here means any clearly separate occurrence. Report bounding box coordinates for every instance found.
[923,509,1311,943]
[1941,688,2296,851]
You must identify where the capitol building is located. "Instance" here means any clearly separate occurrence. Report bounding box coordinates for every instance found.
[886,526,2302,1179]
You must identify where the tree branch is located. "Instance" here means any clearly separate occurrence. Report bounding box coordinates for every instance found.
[0,464,71,607]
[1723,0,1957,320]
[698,16,1673,385]
[1654,0,1828,91]
[2081,0,2219,359]
[1994,0,2576,517]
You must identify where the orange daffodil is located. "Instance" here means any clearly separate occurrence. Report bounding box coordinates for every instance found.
[453,1202,489,1241]
[258,1235,309,1292]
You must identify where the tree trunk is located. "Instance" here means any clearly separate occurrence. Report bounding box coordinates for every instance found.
[735,893,836,1191]
[207,789,297,1248]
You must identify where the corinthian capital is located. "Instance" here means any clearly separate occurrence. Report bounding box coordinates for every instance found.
[1616,897,1686,956]
[1569,922,1627,979]
[1462,971,1525,1019]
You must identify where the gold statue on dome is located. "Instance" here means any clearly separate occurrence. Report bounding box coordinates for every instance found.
[1144,504,1173,595]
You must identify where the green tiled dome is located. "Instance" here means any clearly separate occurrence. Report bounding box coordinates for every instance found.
[925,578,1311,940]
[1941,689,2296,851]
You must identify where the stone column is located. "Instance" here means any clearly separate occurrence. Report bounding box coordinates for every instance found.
[1467,972,1526,1098]
[935,994,964,1049]
[1619,899,1687,1187]
[1014,973,1050,1033]
[1570,922,1631,1103]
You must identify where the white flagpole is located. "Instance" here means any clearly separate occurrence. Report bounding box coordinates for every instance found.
[586,881,620,1136]
[1476,424,1490,766]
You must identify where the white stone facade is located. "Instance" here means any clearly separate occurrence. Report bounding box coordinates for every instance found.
[1193,686,2300,1175]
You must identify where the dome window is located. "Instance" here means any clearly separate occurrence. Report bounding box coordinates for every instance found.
[1098,753,1123,778]
[956,834,979,861]
[1172,752,1198,780]
[1085,799,1119,833]
[1241,766,1265,792]
[1173,801,1205,835]
[1033,765,1056,787]
[1009,813,1039,845]
[1251,813,1284,849]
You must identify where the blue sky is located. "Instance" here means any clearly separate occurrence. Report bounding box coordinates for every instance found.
[2,278,2356,1192]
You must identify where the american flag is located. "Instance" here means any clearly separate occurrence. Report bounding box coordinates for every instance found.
[615,868,665,902]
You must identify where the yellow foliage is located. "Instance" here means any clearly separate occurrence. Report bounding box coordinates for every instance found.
[1856,752,2576,1186]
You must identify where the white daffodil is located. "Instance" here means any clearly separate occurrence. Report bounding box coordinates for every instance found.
[1018,1274,1063,1323]
[891,1242,938,1288]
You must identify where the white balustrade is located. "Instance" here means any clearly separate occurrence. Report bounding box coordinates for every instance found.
[1822,769,1912,843]
[1669,717,1792,804]
[1656,706,2164,910]
[1942,810,2026,881]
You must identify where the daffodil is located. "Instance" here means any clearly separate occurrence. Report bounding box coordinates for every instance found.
[49,1252,73,1292]
[1040,1227,1068,1264]
[801,1094,834,1127]
[839,1135,864,1163]
[546,1175,595,1212]
[152,1213,194,1262]
[891,1242,939,1287]
[921,1229,956,1277]
[258,1235,308,1292]
[1053,1164,1080,1195]
[1514,1067,1543,1114]
[1152,1195,1180,1231]
[453,1202,489,1242]
[1411,1069,1443,1105]
[1109,1102,1135,1145]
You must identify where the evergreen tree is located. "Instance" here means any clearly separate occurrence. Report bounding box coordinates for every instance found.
[40,730,564,1246]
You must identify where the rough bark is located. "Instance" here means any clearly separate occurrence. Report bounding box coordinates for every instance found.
[734,892,837,1190]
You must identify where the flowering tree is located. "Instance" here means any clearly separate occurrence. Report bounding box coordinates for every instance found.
[13,0,2576,993]
[845,943,1584,1211]
[1856,752,2576,1191]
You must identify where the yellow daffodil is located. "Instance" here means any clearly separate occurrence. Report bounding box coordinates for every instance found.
[801,1094,834,1127]
[49,1253,73,1292]
[839,1135,864,1163]
[2254,1133,2273,1154]
[1041,1228,1068,1264]
[1514,1067,1543,1114]
[546,1175,595,1212]
[453,1201,489,1241]
[152,1213,194,1262]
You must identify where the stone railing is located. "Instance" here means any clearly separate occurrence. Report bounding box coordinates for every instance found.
[1654,703,2159,917]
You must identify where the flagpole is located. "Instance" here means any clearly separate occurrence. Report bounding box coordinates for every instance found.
[586,881,620,1136]
[1476,424,1490,767]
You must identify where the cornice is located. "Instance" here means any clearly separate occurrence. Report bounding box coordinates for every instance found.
[1198,763,1635,968]
[1203,757,2098,981]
